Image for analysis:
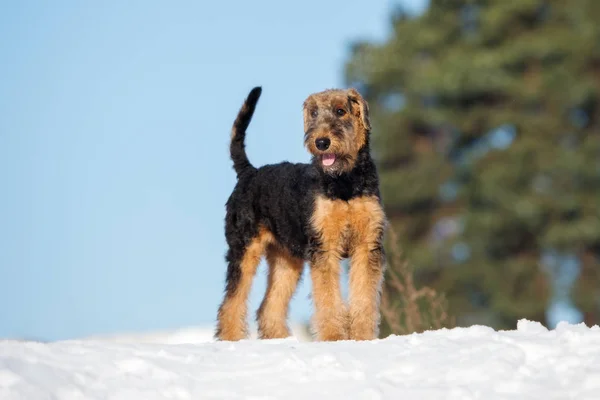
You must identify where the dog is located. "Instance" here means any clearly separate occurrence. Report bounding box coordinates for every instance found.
[215,86,387,341]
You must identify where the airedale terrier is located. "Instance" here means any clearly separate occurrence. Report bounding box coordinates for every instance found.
[215,86,387,342]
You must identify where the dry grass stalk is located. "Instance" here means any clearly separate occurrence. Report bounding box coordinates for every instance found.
[380,226,454,336]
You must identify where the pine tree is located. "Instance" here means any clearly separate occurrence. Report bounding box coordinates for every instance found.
[346,0,600,330]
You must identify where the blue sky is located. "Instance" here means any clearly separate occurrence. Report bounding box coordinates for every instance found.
[0,0,429,340]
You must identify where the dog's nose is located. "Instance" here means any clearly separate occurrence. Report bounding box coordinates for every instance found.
[315,138,331,151]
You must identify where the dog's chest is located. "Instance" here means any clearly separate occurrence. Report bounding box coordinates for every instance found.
[310,195,385,253]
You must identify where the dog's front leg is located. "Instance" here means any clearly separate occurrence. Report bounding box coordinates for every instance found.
[309,250,348,341]
[348,243,385,341]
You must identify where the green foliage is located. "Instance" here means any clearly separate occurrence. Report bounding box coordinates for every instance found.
[346,0,600,329]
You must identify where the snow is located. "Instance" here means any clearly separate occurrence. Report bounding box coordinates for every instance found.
[83,323,312,345]
[1,319,600,399]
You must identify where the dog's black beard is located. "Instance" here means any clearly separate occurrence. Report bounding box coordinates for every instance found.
[311,154,353,177]
[312,146,380,201]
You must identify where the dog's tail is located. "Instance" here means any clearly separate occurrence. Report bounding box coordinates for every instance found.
[230,86,262,176]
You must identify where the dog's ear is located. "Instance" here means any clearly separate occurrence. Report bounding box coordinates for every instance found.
[347,88,371,132]
[302,96,314,133]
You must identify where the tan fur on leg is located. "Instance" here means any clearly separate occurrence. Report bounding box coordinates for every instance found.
[257,245,304,339]
[309,196,352,341]
[216,227,272,341]
[347,197,386,340]
[310,256,348,341]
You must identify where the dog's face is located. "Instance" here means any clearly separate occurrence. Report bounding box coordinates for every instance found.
[303,88,371,175]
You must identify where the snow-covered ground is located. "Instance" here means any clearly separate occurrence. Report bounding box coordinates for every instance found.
[83,323,313,345]
[1,319,599,400]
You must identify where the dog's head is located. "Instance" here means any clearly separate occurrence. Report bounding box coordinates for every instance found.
[303,88,371,176]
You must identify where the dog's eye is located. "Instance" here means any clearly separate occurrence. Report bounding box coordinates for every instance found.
[336,108,346,116]
[311,110,318,118]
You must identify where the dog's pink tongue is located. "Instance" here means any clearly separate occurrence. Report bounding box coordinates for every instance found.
[322,154,336,166]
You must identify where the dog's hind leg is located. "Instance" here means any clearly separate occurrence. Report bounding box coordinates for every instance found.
[215,227,272,341]
[256,245,304,339]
